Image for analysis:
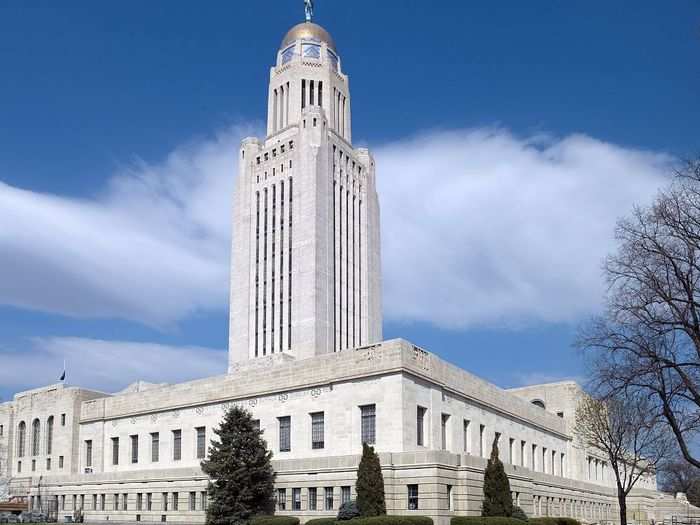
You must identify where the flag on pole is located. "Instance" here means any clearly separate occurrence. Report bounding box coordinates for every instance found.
[59,360,66,381]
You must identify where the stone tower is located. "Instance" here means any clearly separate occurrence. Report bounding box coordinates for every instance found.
[228,19,382,370]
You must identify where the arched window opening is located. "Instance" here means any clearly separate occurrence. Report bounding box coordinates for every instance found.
[32,419,41,456]
[531,399,546,409]
[17,421,26,457]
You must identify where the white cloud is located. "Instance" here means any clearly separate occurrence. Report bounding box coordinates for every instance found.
[0,125,672,330]
[0,337,226,396]
[0,126,253,327]
[509,371,583,389]
[376,129,671,328]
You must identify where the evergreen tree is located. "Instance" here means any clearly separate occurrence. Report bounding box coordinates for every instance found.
[482,438,513,517]
[356,443,386,516]
[201,406,276,525]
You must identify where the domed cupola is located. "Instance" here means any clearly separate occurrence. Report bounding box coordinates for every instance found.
[281,22,336,53]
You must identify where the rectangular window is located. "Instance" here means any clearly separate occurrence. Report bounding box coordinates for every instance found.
[85,440,93,467]
[113,494,118,511]
[31,459,35,472]
[324,487,334,511]
[408,484,419,510]
[131,434,139,464]
[417,407,426,446]
[341,486,351,505]
[308,488,317,511]
[151,432,159,462]
[100,494,105,511]
[479,425,485,457]
[561,453,566,477]
[112,437,119,465]
[147,493,152,511]
[532,444,537,470]
[189,492,196,511]
[277,488,286,511]
[46,458,51,470]
[279,416,291,452]
[61,414,66,426]
[521,440,526,467]
[509,438,515,464]
[447,485,453,510]
[172,493,178,511]
[311,412,324,449]
[196,427,206,459]
[172,430,182,461]
[360,404,376,444]
[292,488,301,511]
[162,493,168,512]
[201,491,207,511]
[92,494,97,510]
[463,419,471,453]
[441,414,450,450]
[59,455,64,468]
[61,495,65,511]
[137,493,143,511]
[123,493,128,511]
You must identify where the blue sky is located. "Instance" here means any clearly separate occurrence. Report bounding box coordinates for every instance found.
[0,1,698,400]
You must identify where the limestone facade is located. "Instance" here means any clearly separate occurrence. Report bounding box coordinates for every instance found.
[228,22,382,368]
[0,340,665,524]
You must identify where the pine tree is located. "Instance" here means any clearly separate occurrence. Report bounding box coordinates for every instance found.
[201,406,276,525]
[355,442,386,516]
[482,438,513,517]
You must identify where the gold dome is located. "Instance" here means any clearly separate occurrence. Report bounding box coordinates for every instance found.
[281,22,336,52]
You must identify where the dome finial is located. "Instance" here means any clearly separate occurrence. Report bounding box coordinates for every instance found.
[304,0,314,22]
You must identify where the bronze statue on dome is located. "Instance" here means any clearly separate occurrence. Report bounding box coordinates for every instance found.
[304,0,314,22]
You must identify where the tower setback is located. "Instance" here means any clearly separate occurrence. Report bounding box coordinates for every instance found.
[228,22,382,369]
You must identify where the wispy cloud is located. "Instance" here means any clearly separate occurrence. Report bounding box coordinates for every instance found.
[509,371,583,389]
[0,125,672,330]
[378,129,671,328]
[0,337,226,396]
[0,126,253,327]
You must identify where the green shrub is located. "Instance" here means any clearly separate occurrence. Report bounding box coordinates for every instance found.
[338,501,362,521]
[528,518,580,525]
[350,516,433,525]
[451,517,526,525]
[250,516,300,525]
[481,440,513,517]
[304,519,337,525]
[511,507,528,522]
[356,443,387,516]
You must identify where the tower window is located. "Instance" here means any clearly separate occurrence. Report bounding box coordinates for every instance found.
[301,79,306,109]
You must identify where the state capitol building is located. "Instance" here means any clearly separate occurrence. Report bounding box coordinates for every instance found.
[0,9,681,525]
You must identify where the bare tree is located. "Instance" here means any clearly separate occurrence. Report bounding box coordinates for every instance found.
[575,392,669,525]
[579,158,700,468]
[658,457,700,496]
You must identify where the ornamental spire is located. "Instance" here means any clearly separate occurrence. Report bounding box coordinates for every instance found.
[304,0,314,22]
